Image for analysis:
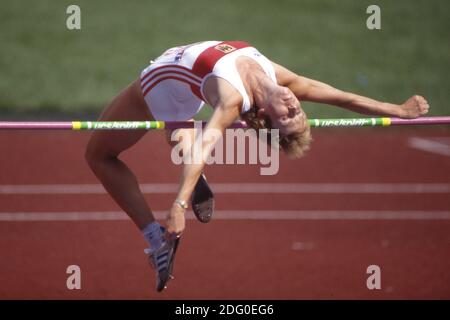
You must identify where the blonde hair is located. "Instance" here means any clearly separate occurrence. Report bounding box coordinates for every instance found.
[241,107,312,158]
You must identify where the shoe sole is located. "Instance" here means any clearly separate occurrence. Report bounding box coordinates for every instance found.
[156,237,180,292]
[191,174,214,223]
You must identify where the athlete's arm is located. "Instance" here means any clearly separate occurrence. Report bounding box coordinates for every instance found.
[165,78,241,235]
[271,62,429,118]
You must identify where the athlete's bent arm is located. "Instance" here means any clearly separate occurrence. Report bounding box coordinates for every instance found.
[272,62,430,118]
[165,101,241,235]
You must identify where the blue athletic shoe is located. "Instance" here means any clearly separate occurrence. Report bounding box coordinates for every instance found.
[144,232,180,292]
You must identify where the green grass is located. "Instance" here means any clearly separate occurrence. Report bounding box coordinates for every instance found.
[0,0,449,119]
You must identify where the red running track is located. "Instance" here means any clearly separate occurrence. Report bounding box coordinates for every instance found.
[0,127,449,299]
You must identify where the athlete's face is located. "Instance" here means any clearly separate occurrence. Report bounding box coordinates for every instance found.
[267,88,307,136]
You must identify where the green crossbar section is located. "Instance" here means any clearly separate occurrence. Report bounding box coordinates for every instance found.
[309,118,391,128]
[72,121,166,130]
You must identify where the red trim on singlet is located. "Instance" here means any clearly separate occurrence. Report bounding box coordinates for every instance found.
[141,69,201,89]
[141,64,200,83]
[142,75,200,97]
[190,41,250,100]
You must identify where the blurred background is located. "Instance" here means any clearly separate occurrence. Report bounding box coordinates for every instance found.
[0,0,449,119]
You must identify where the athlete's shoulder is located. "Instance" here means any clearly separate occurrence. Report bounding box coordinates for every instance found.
[203,76,243,110]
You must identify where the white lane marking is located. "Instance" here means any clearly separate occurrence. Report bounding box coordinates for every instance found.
[408,137,450,157]
[291,242,315,251]
[0,210,449,221]
[0,183,449,194]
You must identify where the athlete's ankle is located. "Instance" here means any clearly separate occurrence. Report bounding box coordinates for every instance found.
[142,221,164,249]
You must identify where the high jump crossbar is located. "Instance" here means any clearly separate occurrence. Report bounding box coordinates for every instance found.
[0,117,449,130]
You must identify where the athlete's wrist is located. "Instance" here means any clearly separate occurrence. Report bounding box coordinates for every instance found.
[396,103,408,118]
[174,199,188,210]
[382,102,403,117]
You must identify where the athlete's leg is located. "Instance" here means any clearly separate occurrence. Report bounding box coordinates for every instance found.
[85,78,155,229]
[86,78,180,292]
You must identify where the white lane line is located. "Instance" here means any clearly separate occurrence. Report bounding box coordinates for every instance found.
[0,183,449,194]
[0,210,449,221]
[408,137,450,157]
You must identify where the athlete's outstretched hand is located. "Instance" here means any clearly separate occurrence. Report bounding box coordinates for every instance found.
[165,202,186,236]
[400,95,430,118]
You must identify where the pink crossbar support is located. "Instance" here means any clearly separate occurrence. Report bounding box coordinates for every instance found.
[0,122,73,130]
[389,116,450,126]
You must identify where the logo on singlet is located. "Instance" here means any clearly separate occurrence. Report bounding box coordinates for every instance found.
[214,44,236,54]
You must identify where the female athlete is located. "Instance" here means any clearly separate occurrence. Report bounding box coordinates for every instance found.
[85,40,429,291]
